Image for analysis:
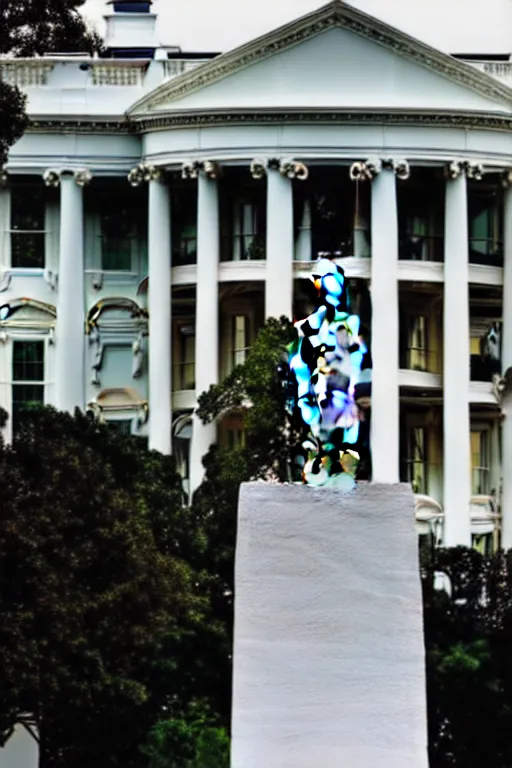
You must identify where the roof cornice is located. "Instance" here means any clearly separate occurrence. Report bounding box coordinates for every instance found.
[128,0,512,116]
[131,107,512,134]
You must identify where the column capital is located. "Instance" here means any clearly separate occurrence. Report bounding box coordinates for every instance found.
[250,157,309,181]
[349,157,410,182]
[501,168,512,189]
[43,168,92,188]
[181,159,221,180]
[444,159,483,181]
[128,163,162,187]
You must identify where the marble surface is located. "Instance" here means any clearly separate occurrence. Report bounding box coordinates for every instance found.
[231,482,429,768]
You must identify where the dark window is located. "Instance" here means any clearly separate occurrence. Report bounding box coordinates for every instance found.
[101,208,136,271]
[10,185,46,268]
[13,340,45,382]
[12,340,45,433]
[107,420,132,435]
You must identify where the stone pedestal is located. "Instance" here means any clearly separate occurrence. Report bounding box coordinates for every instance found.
[231,482,428,768]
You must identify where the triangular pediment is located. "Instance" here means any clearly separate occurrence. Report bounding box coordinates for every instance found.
[130,1,512,118]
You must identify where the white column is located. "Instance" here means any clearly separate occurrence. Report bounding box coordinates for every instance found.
[443,169,471,547]
[370,167,400,483]
[189,171,220,495]
[266,168,294,319]
[54,171,85,413]
[148,177,172,454]
[501,182,512,548]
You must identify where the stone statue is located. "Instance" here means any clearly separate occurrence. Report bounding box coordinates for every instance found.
[287,257,371,488]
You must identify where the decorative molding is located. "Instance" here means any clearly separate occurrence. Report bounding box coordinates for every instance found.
[250,158,267,179]
[43,270,58,291]
[127,163,162,187]
[74,168,92,187]
[132,332,144,379]
[445,159,484,181]
[131,108,512,135]
[128,0,512,117]
[501,169,512,189]
[43,168,92,187]
[0,272,12,293]
[492,368,512,404]
[91,272,104,291]
[181,160,221,179]
[349,156,410,181]
[250,157,309,180]
[29,119,130,135]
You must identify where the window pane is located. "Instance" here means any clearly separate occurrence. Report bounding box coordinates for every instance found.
[13,341,45,382]
[11,232,45,269]
[102,236,132,271]
[11,186,45,230]
[107,420,132,435]
[233,315,248,367]
[12,384,45,433]
[101,207,137,271]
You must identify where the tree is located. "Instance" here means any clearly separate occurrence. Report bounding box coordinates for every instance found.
[422,546,512,768]
[0,0,102,57]
[143,700,229,768]
[0,0,102,166]
[0,81,28,167]
[0,406,207,767]
[196,316,303,484]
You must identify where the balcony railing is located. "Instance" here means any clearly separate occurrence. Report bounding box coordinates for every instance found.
[10,231,45,269]
[399,234,444,262]
[465,60,512,86]
[469,239,503,267]
[221,233,266,262]
[173,362,195,391]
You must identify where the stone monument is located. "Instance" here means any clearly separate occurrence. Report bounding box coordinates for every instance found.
[230,258,429,767]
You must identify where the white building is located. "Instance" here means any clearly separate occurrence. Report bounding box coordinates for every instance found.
[0,0,511,550]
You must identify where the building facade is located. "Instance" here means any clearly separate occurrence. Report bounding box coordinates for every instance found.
[1,0,512,549]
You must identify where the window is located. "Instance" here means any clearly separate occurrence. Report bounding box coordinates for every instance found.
[174,324,195,390]
[10,185,46,268]
[107,420,132,435]
[405,426,427,494]
[101,207,136,271]
[172,188,197,266]
[12,340,45,432]
[471,430,490,494]
[233,315,249,367]
[406,315,428,371]
[468,190,502,266]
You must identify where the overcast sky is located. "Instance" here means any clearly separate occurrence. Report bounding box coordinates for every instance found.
[82,0,512,55]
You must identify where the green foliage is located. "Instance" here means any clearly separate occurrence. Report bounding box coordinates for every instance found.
[143,701,229,768]
[0,0,102,167]
[0,406,207,767]
[422,546,512,768]
[0,0,102,56]
[0,80,28,166]
[196,316,304,483]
